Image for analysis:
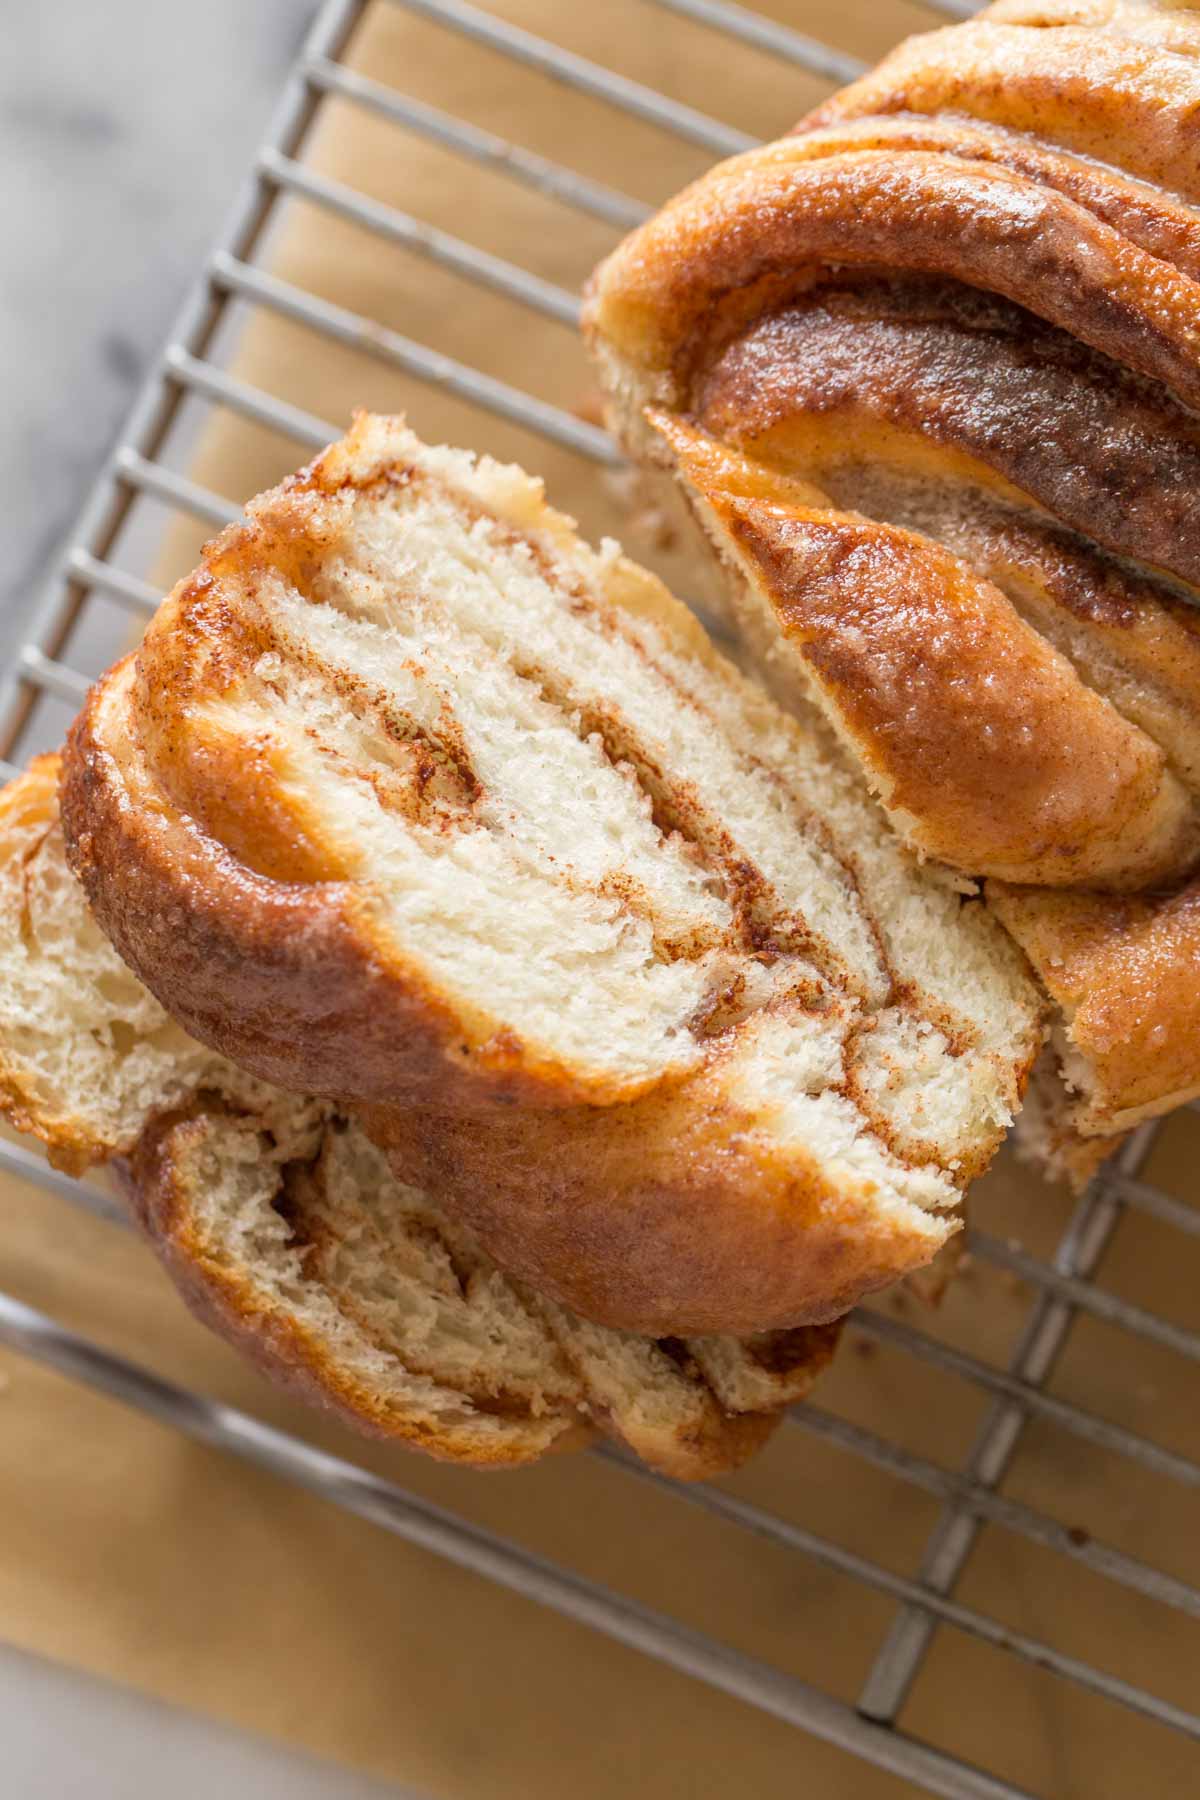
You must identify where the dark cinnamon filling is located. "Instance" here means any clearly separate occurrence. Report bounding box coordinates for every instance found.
[697,281,1200,591]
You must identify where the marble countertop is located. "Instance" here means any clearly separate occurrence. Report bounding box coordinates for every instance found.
[1,0,313,651]
[2,1643,415,1800]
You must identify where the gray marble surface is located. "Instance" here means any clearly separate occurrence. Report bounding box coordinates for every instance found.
[1,1642,418,1800]
[1,0,314,646]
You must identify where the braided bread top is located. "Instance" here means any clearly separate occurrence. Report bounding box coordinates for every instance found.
[586,0,1200,894]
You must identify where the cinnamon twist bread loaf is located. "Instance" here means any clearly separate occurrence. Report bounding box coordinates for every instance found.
[0,756,838,1475]
[58,415,1039,1334]
[585,0,1200,1141]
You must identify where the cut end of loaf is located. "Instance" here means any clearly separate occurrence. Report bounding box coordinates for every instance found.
[0,753,224,1174]
[0,756,838,1475]
[129,1097,840,1474]
[126,1103,586,1468]
[57,412,1043,1331]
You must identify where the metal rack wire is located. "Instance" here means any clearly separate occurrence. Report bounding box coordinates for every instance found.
[2,3,1198,1796]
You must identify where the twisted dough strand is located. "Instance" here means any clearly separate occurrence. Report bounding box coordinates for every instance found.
[585,0,1200,1133]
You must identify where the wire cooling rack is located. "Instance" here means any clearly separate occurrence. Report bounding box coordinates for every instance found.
[2,3,1198,1796]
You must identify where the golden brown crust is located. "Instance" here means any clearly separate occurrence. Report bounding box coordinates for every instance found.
[987,878,1200,1132]
[588,163,1200,883]
[806,9,1200,202]
[617,1407,777,1482]
[777,115,1200,282]
[364,1063,955,1339]
[62,659,572,1113]
[651,418,1195,889]
[584,2,1200,891]
[587,147,1200,417]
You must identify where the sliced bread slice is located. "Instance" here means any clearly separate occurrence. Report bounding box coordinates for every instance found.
[61,416,1042,1333]
[0,758,835,1474]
